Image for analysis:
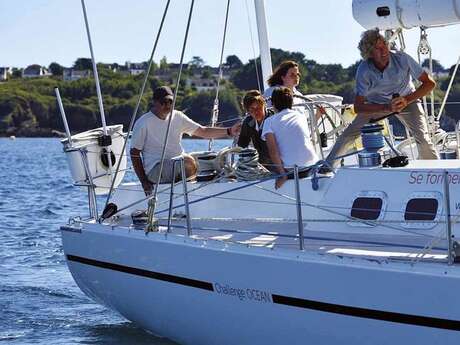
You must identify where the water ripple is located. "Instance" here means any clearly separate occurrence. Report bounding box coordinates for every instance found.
[0,138,217,344]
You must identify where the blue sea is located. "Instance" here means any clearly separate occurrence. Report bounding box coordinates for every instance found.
[0,137,231,345]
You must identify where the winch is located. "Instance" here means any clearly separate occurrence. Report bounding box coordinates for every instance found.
[359,123,385,167]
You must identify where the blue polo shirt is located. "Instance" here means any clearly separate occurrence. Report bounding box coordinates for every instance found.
[355,51,425,104]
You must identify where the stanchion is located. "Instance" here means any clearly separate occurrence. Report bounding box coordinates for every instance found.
[294,165,305,250]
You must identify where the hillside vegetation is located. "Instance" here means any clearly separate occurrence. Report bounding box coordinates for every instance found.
[1,48,458,136]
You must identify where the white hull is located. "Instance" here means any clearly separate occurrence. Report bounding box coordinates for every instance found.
[62,223,460,345]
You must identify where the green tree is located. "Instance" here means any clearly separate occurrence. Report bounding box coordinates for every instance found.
[422,59,445,73]
[230,59,261,91]
[225,55,243,69]
[11,68,22,78]
[181,88,241,125]
[189,56,205,69]
[159,56,168,70]
[73,58,93,70]
[201,69,212,79]
[49,62,64,76]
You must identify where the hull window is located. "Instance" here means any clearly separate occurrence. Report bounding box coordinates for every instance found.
[351,197,383,220]
[404,198,438,221]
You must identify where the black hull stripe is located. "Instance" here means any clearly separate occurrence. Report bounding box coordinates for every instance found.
[272,294,460,331]
[67,254,213,291]
[67,254,460,331]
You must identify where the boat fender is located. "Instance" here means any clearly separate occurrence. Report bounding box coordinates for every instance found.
[101,202,118,220]
[382,155,408,168]
[320,132,328,148]
[100,148,116,168]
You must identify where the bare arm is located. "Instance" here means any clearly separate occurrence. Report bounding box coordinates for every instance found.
[403,71,436,105]
[193,122,241,139]
[391,72,437,112]
[353,95,392,117]
[130,147,152,195]
[265,133,287,189]
[193,126,228,139]
[355,72,436,116]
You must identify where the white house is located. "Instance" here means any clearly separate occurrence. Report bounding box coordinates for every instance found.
[22,65,50,78]
[0,67,12,81]
[186,77,218,92]
[125,61,146,75]
[63,68,91,81]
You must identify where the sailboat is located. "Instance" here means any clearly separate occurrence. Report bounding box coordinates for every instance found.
[59,1,460,344]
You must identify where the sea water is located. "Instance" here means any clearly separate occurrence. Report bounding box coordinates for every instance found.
[0,138,232,345]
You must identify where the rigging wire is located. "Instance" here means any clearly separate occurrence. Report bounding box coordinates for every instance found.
[102,0,171,214]
[147,0,196,231]
[436,54,460,122]
[208,0,231,151]
[244,0,262,92]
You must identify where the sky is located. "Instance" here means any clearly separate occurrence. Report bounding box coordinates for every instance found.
[1,0,459,69]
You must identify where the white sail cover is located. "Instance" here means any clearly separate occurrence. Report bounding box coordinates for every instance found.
[352,0,460,30]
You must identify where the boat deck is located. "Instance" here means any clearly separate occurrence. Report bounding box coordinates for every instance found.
[108,216,449,263]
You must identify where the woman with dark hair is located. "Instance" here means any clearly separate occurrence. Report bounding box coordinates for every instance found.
[237,90,274,170]
[264,60,326,118]
[263,60,303,107]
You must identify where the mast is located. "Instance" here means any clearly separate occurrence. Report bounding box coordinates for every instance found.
[254,0,272,90]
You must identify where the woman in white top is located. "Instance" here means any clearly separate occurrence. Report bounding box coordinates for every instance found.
[263,60,304,108]
[262,87,319,189]
[264,60,325,126]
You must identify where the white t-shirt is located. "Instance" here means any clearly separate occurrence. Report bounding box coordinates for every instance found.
[131,110,202,173]
[261,108,318,168]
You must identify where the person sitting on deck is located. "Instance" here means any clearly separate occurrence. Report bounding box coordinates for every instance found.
[325,28,438,168]
[130,86,241,195]
[237,90,275,171]
[261,87,319,189]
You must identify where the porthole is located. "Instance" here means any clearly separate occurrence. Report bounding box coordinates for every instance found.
[401,192,442,229]
[351,197,383,220]
[348,191,387,227]
[405,198,438,221]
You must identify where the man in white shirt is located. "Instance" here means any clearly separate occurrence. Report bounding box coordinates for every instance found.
[262,86,319,189]
[130,86,240,194]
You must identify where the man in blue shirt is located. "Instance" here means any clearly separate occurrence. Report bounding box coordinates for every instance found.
[326,29,438,167]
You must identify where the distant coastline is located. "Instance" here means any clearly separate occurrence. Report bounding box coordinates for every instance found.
[1,50,458,137]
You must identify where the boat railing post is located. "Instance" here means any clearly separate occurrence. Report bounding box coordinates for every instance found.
[294,165,305,250]
[167,159,178,233]
[180,157,192,236]
[79,148,98,219]
[54,87,72,146]
[456,120,460,158]
[443,170,454,265]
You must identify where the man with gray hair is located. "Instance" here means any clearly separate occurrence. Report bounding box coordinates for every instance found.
[325,28,438,167]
